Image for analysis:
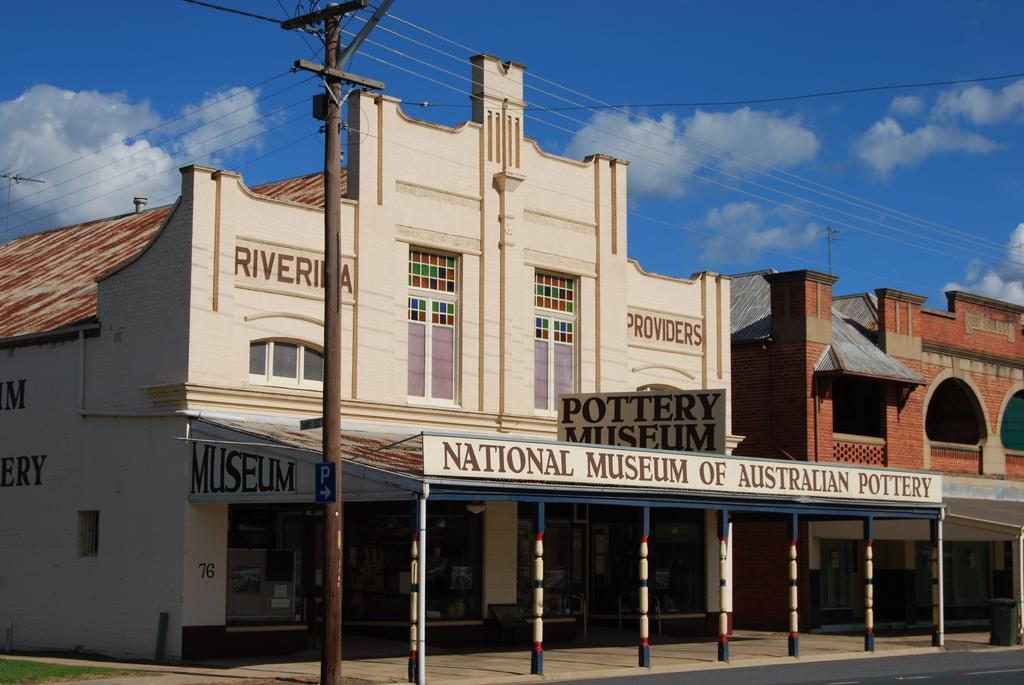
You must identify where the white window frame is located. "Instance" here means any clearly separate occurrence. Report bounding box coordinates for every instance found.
[248,339,324,390]
[407,248,459,406]
[533,272,577,416]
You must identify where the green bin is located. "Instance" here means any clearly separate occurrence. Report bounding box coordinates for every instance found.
[987,598,1018,646]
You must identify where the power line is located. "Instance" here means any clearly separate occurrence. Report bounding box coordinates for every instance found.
[11,76,316,215]
[351,42,1014,268]
[26,70,292,180]
[374,11,1012,253]
[8,106,310,236]
[349,43,1024,280]
[179,0,281,24]
[523,71,1024,110]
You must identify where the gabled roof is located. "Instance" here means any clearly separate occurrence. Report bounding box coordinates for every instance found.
[729,271,924,384]
[0,170,342,342]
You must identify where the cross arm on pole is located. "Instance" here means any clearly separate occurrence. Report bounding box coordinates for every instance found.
[280,1,366,30]
[292,59,384,90]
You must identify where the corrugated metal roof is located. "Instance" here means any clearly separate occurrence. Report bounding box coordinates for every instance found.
[0,206,173,340]
[816,309,926,384]
[730,271,923,383]
[0,171,343,341]
[729,270,775,341]
[833,293,879,340]
[251,170,347,207]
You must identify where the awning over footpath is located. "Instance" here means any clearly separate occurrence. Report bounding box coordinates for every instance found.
[183,415,943,520]
[945,497,1024,539]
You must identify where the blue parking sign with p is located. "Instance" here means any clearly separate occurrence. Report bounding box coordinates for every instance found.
[315,462,336,504]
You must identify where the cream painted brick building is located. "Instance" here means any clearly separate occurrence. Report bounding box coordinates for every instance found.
[0,55,736,660]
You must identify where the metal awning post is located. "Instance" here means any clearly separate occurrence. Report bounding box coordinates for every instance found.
[717,509,730,662]
[639,506,651,668]
[788,513,799,658]
[864,516,875,652]
[531,502,545,675]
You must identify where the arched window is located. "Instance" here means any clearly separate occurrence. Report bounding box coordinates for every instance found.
[1001,391,1024,452]
[925,378,982,445]
[249,340,323,388]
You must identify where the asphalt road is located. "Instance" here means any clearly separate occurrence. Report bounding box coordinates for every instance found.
[560,649,1024,685]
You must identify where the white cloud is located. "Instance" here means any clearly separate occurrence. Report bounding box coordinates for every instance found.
[851,116,998,178]
[934,79,1024,125]
[889,95,924,117]
[177,86,270,163]
[563,107,819,200]
[696,201,820,264]
[945,223,1024,305]
[0,84,267,238]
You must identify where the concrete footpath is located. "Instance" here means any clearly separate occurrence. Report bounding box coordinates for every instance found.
[2,630,1012,685]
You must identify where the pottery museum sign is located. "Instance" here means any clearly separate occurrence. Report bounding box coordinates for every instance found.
[422,434,942,504]
[558,390,726,454]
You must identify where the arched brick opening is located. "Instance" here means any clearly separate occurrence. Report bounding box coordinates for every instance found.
[925,378,984,445]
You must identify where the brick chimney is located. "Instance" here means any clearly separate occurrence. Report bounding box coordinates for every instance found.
[875,288,927,361]
[756,270,839,462]
[764,270,837,345]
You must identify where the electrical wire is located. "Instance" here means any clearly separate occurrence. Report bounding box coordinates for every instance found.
[351,44,1016,269]
[9,106,311,235]
[180,0,281,24]
[375,11,1014,253]
[24,71,292,180]
[9,76,317,216]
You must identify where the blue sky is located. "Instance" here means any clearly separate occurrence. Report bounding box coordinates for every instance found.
[2,1,1023,306]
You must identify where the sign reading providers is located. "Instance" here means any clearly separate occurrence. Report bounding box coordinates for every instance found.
[422,434,941,504]
[558,389,726,454]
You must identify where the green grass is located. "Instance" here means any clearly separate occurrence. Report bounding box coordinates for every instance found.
[0,658,135,684]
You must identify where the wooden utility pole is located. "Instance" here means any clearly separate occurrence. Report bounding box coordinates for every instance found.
[281,3,389,684]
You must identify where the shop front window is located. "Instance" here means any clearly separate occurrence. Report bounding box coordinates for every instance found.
[226,505,304,624]
[651,510,704,613]
[517,508,574,617]
[344,504,411,621]
[820,539,855,610]
[424,503,483,619]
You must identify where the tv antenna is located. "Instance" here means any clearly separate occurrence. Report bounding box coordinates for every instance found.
[2,172,46,245]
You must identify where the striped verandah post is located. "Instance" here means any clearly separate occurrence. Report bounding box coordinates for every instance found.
[788,513,799,658]
[718,509,730,662]
[931,515,945,648]
[531,502,545,675]
[864,516,875,652]
[639,506,651,667]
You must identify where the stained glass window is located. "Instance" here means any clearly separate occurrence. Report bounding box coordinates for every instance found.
[409,249,457,293]
[535,272,574,313]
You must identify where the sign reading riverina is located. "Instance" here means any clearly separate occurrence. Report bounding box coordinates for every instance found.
[558,389,726,454]
[422,434,942,504]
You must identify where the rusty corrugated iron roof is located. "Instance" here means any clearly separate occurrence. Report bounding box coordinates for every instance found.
[251,170,346,207]
[0,206,173,340]
[0,170,344,342]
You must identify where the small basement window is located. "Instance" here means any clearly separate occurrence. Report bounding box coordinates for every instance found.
[249,340,323,388]
[78,510,99,557]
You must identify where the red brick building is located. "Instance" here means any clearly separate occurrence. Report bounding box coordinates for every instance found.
[730,269,1024,634]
